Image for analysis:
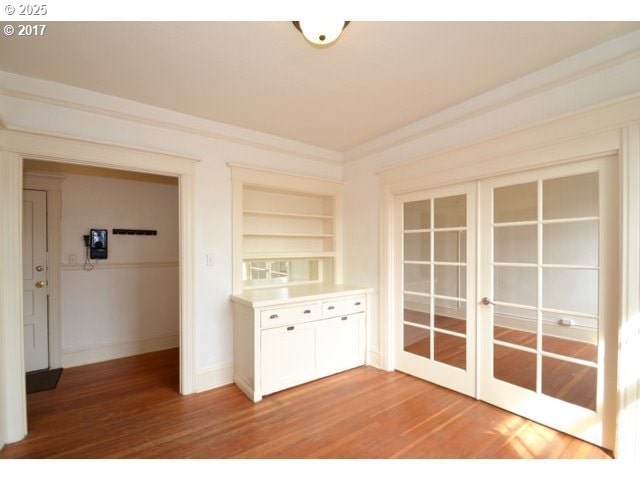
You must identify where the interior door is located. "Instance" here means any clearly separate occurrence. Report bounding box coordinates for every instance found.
[478,157,617,449]
[395,183,476,396]
[23,189,49,372]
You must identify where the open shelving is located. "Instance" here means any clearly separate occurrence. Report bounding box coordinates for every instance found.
[230,164,344,293]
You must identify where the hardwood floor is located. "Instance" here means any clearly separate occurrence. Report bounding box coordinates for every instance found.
[0,348,611,459]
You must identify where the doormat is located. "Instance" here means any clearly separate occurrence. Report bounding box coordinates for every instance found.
[26,368,63,394]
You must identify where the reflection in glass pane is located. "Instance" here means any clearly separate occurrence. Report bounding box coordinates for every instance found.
[541,315,597,363]
[494,344,536,392]
[404,264,430,294]
[494,182,537,223]
[404,200,430,230]
[543,221,598,266]
[434,298,466,334]
[434,195,466,228]
[494,225,537,264]
[542,357,597,410]
[404,324,430,358]
[434,332,466,370]
[542,268,598,315]
[404,232,430,262]
[435,231,465,263]
[493,305,537,348]
[435,265,466,298]
[404,293,431,327]
[543,172,598,220]
[243,259,319,287]
[494,266,537,307]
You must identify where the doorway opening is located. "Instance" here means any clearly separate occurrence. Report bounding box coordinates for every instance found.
[22,159,181,394]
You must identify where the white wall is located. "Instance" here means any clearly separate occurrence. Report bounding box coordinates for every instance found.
[56,173,180,366]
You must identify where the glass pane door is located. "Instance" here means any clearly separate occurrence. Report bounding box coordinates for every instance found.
[396,183,476,397]
[479,158,617,449]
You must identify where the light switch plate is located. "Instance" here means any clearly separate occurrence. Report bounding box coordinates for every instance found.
[206,254,215,267]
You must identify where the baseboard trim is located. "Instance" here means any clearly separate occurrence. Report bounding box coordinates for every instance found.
[367,349,381,369]
[195,362,234,393]
[62,334,179,368]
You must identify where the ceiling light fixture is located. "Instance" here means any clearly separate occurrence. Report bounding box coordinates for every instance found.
[293,21,349,47]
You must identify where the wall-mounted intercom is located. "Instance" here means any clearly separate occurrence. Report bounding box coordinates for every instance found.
[83,229,108,259]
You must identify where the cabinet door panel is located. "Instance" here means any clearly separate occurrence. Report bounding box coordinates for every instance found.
[261,322,317,395]
[316,313,365,377]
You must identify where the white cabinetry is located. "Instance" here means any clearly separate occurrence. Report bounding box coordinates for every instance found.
[231,285,369,401]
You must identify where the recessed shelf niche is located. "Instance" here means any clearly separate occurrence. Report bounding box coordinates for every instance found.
[230,164,343,293]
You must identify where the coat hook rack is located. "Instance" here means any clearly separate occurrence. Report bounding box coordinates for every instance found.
[112,229,157,236]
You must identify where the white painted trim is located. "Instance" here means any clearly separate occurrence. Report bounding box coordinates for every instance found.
[61,261,179,271]
[0,127,198,176]
[0,72,341,165]
[616,122,640,459]
[229,163,345,193]
[366,350,381,369]
[178,172,196,396]
[0,154,27,445]
[23,172,64,370]
[379,183,395,372]
[0,128,198,446]
[195,362,234,393]
[62,335,179,368]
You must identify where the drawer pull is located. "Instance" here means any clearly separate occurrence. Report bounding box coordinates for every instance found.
[341,316,348,321]
[287,326,295,331]
[303,309,311,314]
[327,306,335,310]
[270,314,279,319]
[355,302,361,306]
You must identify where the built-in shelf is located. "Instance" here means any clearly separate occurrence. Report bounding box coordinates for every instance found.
[231,163,343,292]
[243,233,334,238]
[243,210,334,220]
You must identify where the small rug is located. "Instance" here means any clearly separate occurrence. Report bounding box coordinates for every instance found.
[26,368,63,394]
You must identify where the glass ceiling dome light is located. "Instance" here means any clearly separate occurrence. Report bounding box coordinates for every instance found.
[293,21,349,47]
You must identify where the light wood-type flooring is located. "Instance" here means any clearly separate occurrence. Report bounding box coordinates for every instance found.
[0,348,611,459]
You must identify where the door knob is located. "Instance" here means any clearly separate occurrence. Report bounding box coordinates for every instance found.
[35,281,46,288]
[481,297,495,306]
[35,265,44,272]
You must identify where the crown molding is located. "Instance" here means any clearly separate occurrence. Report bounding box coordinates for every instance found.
[343,29,640,164]
[0,72,343,166]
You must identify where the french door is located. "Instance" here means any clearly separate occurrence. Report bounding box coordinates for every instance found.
[395,183,477,397]
[395,157,617,448]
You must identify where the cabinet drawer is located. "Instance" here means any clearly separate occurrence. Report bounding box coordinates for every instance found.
[322,295,366,318]
[260,303,319,328]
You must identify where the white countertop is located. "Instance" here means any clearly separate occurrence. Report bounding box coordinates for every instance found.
[230,283,372,307]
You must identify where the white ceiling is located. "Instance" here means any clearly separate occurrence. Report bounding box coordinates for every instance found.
[0,21,638,152]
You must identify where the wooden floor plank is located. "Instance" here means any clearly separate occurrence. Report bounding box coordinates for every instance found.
[0,348,612,459]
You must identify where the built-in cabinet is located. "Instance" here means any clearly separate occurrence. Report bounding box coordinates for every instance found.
[231,285,369,401]
[229,164,369,402]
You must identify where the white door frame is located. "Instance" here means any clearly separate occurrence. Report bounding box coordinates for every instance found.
[377,96,640,459]
[0,128,198,446]
[23,173,64,370]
